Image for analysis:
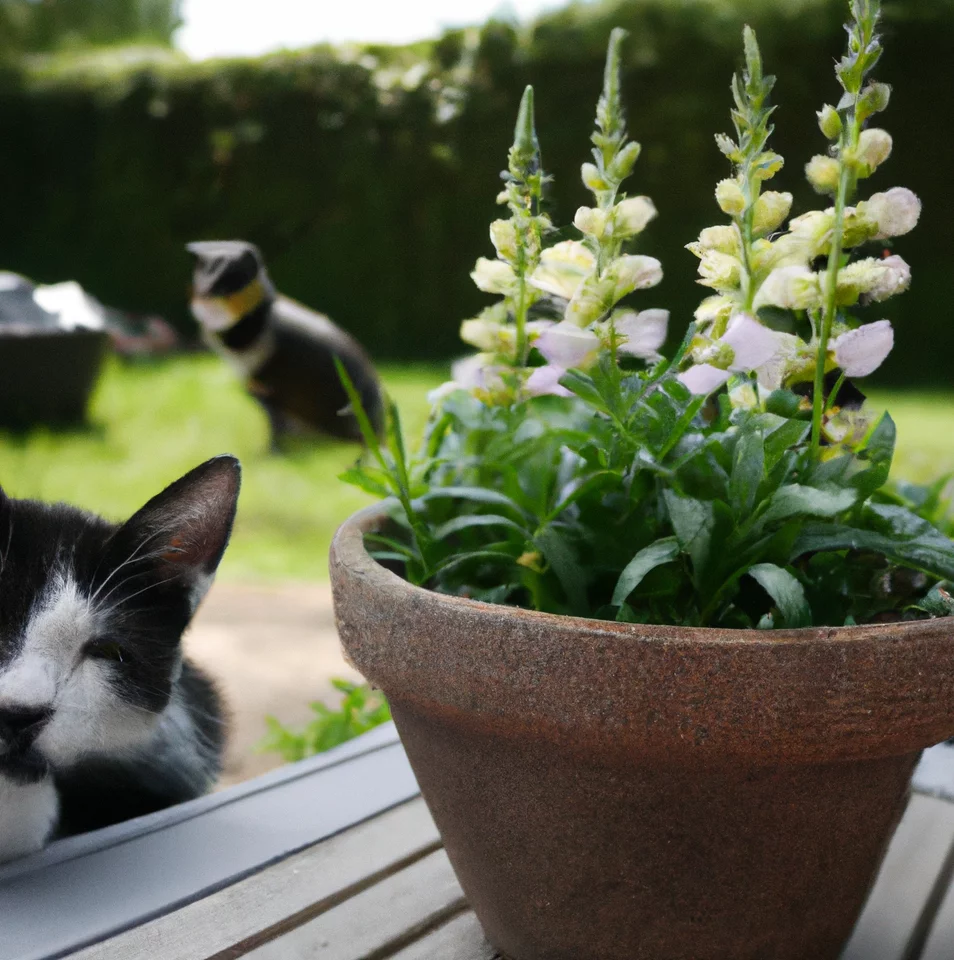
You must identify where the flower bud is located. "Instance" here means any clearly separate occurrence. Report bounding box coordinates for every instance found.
[831,255,911,305]
[817,104,843,140]
[752,152,784,181]
[715,179,746,216]
[854,128,892,174]
[565,276,614,327]
[754,265,822,311]
[609,141,642,180]
[613,196,657,237]
[489,219,518,261]
[460,316,509,352]
[471,257,515,294]
[866,255,912,302]
[858,82,891,120]
[573,206,608,238]
[752,191,793,235]
[529,240,595,300]
[696,251,741,291]
[695,225,739,255]
[610,255,664,298]
[694,295,733,327]
[806,155,841,193]
[858,187,921,239]
[841,206,878,248]
[581,162,608,192]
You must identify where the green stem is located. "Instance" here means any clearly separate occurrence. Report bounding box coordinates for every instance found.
[810,156,854,456]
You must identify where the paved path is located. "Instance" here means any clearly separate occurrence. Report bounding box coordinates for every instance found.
[183,581,360,786]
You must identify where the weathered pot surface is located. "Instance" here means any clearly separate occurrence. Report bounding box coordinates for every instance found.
[330,505,954,960]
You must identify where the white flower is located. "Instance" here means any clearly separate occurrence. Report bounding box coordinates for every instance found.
[460,316,506,352]
[614,308,669,359]
[859,187,922,239]
[613,196,658,237]
[855,128,892,172]
[788,210,834,257]
[450,353,506,392]
[525,365,572,398]
[715,179,745,216]
[755,265,822,311]
[752,191,793,235]
[535,321,601,370]
[695,225,739,255]
[427,380,463,405]
[830,320,894,377]
[573,206,608,238]
[489,219,518,261]
[609,255,663,297]
[529,241,595,300]
[806,155,840,193]
[471,257,515,294]
[564,276,614,327]
[696,251,741,290]
[755,332,809,391]
[834,255,911,303]
[680,363,730,394]
[721,311,782,371]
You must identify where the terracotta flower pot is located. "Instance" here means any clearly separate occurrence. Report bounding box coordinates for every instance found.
[330,505,954,960]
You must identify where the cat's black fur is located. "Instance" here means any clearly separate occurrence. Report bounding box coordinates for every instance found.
[0,456,239,860]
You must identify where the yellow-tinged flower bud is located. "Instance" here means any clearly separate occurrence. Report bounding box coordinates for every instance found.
[694,295,734,327]
[858,187,922,239]
[489,219,518,261]
[471,257,515,294]
[696,251,741,291]
[752,152,784,181]
[715,179,746,216]
[613,196,657,237]
[806,155,841,194]
[752,191,793,236]
[573,206,608,238]
[610,255,664,298]
[817,104,842,140]
[696,225,739,255]
[754,265,822,311]
[609,141,642,180]
[581,162,608,192]
[854,128,892,175]
[460,316,509,352]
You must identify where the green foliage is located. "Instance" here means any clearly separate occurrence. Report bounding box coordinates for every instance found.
[0,0,948,381]
[258,680,391,762]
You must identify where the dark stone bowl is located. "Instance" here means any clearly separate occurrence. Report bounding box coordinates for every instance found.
[0,327,110,428]
[331,504,954,960]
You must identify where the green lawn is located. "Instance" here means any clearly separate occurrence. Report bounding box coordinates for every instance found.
[1,355,952,581]
[0,355,445,580]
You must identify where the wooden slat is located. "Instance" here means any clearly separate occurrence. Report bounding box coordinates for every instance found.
[842,794,954,960]
[386,912,498,960]
[67,798,440,960]
[247,849,466,960]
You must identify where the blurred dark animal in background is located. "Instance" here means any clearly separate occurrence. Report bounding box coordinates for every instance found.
[187,241,383,446]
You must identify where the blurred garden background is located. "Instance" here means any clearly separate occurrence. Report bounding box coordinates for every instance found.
[0,0,952,780]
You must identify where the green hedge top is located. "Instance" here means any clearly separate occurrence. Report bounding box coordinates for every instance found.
[0,0,949,383]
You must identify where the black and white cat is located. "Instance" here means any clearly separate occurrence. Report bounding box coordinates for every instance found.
[0,455,240,862]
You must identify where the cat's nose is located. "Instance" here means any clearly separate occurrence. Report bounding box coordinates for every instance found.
[0,707,52,748]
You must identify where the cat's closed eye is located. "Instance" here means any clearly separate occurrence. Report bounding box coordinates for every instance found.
[82,638,126,663]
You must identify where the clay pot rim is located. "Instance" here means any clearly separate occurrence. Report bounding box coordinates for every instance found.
[335,503,954,647]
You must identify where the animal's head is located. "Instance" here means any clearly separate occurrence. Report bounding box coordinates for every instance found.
[0,456,240,783]
[188,240,273,333]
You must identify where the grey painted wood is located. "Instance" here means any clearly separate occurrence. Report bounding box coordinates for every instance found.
[68,798,440,960]
[916,844,954,960]
[247,849,466,960]
[0,729,420,960]
[913,743,954,804]
[387,912,499,960]
[842,794,954,960]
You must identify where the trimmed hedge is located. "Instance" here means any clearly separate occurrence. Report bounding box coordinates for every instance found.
[0,0,949,383]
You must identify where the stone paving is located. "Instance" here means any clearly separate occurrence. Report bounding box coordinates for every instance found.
[184,581,360,786]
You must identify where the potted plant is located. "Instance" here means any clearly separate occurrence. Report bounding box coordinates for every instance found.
[330,4,954,957]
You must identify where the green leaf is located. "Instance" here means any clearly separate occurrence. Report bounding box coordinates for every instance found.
[729,426,764,517]
[763,418,810,468]
[420,486,531,518]
[339,466,393,498]
[433,513,529,540]
[664,491,715,582]
[747,563,811,628]
[850,411,895,499]
[913,582,954,618]
[612,537,681,605]
[758,484,857,528]
[558,370,608,411]
[534,525,588,614]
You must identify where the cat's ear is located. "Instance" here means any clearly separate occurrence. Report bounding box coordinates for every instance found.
[116,455,241,608]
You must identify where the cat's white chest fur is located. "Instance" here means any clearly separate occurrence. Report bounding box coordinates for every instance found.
[0,773,58,863]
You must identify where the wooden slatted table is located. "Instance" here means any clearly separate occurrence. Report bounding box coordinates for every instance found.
[3,724,954,960]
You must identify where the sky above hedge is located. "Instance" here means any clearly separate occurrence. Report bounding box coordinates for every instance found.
[176,0,575,59]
